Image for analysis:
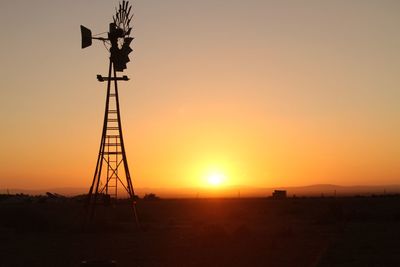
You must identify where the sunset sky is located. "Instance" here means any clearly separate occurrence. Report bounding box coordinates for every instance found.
[0,0,399,191]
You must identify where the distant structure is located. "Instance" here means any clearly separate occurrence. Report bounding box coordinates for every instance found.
[80,1,138,224]
[272,190,287,199]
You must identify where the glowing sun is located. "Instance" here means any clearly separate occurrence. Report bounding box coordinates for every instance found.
[207,172,225,186]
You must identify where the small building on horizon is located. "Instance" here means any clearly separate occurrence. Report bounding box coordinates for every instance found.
[272,190,287,199]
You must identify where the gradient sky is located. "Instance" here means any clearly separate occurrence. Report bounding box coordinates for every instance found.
[0,0,399,190]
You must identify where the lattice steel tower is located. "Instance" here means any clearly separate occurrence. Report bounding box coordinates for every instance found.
[80,1,138,223]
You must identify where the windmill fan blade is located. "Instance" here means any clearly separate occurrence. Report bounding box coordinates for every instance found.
[127,15,133,26]
[126,28,132,36]
[124,37,134,46]
[126,6,132,18]
[124,47,133,54]
[122,0,126,11]
[121,10,126,23]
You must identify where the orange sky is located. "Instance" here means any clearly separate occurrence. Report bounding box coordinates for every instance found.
[0,0,399,191]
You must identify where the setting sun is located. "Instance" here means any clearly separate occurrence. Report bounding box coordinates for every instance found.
[207,172,226,186]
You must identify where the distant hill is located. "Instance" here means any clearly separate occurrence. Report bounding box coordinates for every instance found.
[2,184,400,198]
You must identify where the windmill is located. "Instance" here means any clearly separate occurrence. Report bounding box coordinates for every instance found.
[81,1,138,224]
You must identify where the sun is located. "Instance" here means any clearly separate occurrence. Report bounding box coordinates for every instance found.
[207,172,225,186]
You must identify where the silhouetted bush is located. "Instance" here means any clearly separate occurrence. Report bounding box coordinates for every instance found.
[143,193,160,201]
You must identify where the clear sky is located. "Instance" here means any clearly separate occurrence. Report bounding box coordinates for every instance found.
[0,0,399,191]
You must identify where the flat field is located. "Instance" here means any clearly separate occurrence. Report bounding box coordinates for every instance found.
[1,196,400,267]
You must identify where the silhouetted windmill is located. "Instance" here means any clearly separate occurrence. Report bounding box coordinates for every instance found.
[81,1,138,225]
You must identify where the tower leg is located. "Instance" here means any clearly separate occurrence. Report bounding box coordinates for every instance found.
[86,59,112,222]
[113,66,139,226]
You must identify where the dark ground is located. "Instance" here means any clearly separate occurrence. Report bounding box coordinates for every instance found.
[1,196,400,267]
